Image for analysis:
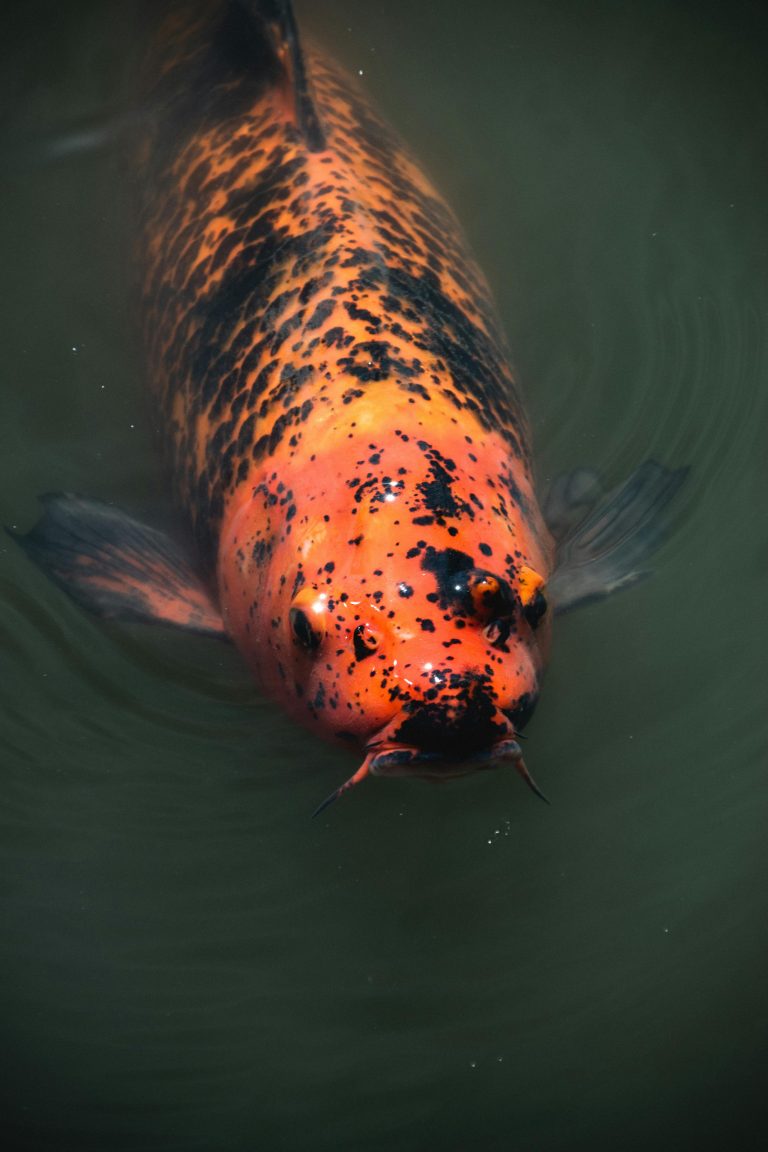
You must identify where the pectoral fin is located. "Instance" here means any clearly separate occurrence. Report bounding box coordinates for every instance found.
[546,460,688,614]
[9,493,226,637]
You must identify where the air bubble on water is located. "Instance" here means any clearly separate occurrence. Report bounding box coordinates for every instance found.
[486,818,512,845]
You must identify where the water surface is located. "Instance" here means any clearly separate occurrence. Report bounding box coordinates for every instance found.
[1,2,767,1150]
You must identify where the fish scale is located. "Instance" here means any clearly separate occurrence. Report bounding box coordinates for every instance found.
[139,17,536,569]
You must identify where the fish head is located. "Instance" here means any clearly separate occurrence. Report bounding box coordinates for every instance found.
[219,468,552,802]
[280,552,551,790]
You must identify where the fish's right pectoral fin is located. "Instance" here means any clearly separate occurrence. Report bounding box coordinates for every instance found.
[546,460,689,614]
[8,493,226,638]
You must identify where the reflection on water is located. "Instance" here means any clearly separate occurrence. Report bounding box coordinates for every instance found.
[1,2,767,1150]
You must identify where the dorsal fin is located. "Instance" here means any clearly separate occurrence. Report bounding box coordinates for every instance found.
[236,0,326,151]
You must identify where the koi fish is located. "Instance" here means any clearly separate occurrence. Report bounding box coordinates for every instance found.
[13,0,686,811]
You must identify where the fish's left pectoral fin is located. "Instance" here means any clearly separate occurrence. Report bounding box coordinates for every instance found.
[8,493,226,637]
[547,459,689,614]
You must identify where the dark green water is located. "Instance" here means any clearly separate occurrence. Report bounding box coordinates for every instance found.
[1,2,767,1150]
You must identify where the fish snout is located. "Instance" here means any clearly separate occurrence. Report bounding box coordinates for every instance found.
[363,667,518,775]
[312,669,547,815]
[397,669,507,752]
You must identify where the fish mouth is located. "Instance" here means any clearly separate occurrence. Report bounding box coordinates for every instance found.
[365,738,525,779]
[313,718,548,817]
[362,700,526,780]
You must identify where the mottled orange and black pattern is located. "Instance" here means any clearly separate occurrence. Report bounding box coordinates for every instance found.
[139,1,554,772]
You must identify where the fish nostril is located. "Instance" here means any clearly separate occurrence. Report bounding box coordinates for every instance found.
[290,606,323,650]
[484,617,514,651]
[289,587,328,651]
[353,623,380,661]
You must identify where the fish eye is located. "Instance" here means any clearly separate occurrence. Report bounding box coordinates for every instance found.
[466,570,514,623]
[353,623,380,661]
[289,588,327,651]
[522,588,548,630]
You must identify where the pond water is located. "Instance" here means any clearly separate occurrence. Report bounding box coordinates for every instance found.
[1,2,766,1150]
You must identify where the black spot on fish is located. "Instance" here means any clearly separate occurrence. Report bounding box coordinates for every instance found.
[420,546,475,610]
[392,670,506,755]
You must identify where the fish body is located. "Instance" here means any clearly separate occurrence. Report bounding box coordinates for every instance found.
[138,1,553,782]
[14,1,686,804]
